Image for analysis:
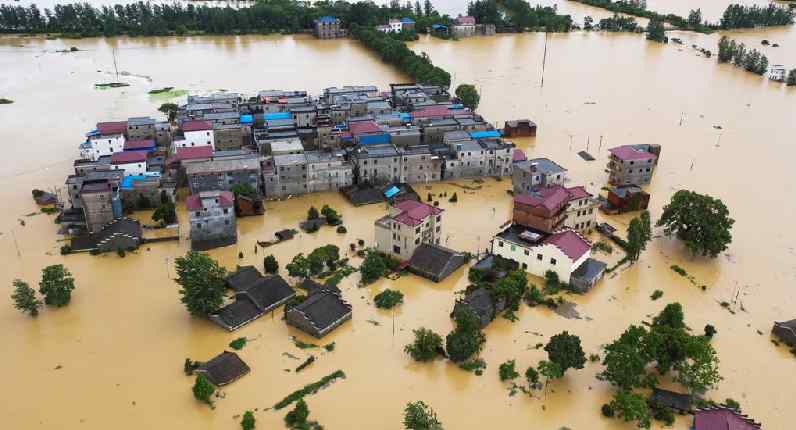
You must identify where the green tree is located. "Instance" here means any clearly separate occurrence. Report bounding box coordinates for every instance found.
[544,331,586,376]
[284,399,310,428]
[626,218,644,262]
[656,190,734,258]
[374,289,404,309]
[674,335,722,394]
[286,253,310,278]
[525,366,539,385]
[599,325,650,390]
[445,307,485,363]
[174,252,226,317]
[704,324,717,338]
[231,182,258,198]
[404,328,444,361]
[152,201,177,225]
[455,84,480,110]
[652,302,685,330]
[263,254,279,274]
[360,251,387,284]
[321,204,341,225]
[492,270,528,319]
[610,390,651,429]
[499,359,519,381]
[11,279,42,316]
[403,401,443,430]
[687,8,702,27]
[38,264,76,307]
[241,410,256,430]
[192,373,215,406]
[645,18,666,43]
[307,206,319,220]
[158,102,178,122]
[538,359,564,383]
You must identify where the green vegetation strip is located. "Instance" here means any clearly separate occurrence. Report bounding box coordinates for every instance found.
[273,370,346,410]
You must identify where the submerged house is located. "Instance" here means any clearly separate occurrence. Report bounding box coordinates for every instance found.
[607,144,661,186]
[187,190,237,251]
[195,351,250,386]
[504,119,537,137]
[772,319,796,347]
[286,289,352,338]
[210,273,295,331]
[650,388,692,413]
[407,243,466,282]
[600,184,650,214]
[692,407,761,430]
[452,287,506,328]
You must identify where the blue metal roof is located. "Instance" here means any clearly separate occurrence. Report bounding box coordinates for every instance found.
[431,24,448,30]
[318,16,337,23]
[468,130,502,139]
[240,114,253,124]
[263,112,292,120]
[358,132,390,145]
[401,17,415,23]
[399,113,411,122]
[120,172,161,190]
[449,103,464,109]
[384,186,400,198]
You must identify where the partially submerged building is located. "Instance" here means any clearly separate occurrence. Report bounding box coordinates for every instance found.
[407,243,466,282]
[513,185,597,235]
[374,199,444,261]
[185,154,262,195]
[195,351,250,386]
[314,16,346,39]
[286,289,352,338]
[600,184,650,214]
[692,407,761,430]
[607,144,661,185]
[504,119,537,137]
[650,388,692,414]
[187,190,237,251]
[211,270,295,331]
[452,287,506,328]
[512,157,567,194]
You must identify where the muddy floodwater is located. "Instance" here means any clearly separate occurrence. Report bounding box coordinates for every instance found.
[1,5,796,429]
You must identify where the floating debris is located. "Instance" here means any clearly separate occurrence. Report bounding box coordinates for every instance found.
[148,86,174,94]
[577,150,595,161]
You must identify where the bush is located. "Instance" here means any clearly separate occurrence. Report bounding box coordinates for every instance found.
[724,398,740,410]
[11,279,42,317]
[403,401,443,430]
[449,192,458,203]
[336,225,347,234]
[39,264,76,307]
[229,337,247,350]
[307,206,319,220]
[499,359,519,381]
[601,403,615,417]
[650,290,664,300]
[404,328,444,362]
[60,245,71,255]
[192,374,215,406]
[117,248,126,258]
[263,255,279,274]
[374,289,404,309]
[704,324,717,338]
[241,410,256,430]
[525,366,539,385]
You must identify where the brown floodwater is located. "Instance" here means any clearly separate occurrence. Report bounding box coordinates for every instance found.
[1,11,796,430]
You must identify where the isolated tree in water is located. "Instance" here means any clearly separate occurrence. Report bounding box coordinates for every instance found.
[544,331,586,376]
[241,410,255,430]
[645,18,666,43]
[38,264,76,307]
[656,190,734,258]
[403,400,443,430]
[11,279,42,316]
[263,254,279,274]
[175,251,226,317]
[192,373,215,407]
[455,84,480,110]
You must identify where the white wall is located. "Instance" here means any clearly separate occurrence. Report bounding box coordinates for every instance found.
[492,239,580,283]
[85,134,125,161]
[175,129,215,150]
[113,161,146,176]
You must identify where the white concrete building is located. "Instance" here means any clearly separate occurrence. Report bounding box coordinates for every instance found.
[111,151,148,176]
[375,200,444,261]
[176,120,215,150]
[389,19,403,32]
[81,121,128,161]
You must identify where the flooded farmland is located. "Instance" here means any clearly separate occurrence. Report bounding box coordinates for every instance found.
[1,3,795,429]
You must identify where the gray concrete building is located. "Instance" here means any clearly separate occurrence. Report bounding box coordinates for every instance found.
[214,124,245,151]
[263,154,308,198]
[389,126,422,147]
[480,140,515,177]
[267,137,304,156]
[422,118,461,144]
[185,155,262,195]
[443,140,487,179]
[291,105,317,128]
[353,144,400,185]
[399,145,442,184]
[188,190,237,251]
[512,157,568,193]
[127,117,156,140]
[314,16,347,38]
[80,180,119,234]
[607,144,661,186]
[66,170,123,210]
[305,151,354,193]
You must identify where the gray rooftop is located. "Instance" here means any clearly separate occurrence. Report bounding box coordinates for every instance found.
[515,157,567,175]
[305,151,346,163]
[355,144,399,159]
[128,116,155,126]
[273,153,307,166]
[185,157,262,175]
[205,112,240,121]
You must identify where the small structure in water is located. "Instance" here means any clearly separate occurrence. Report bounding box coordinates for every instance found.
[195,351,250,386]
[772,319,796,348]
[407,243,467,282]
[650,387,692,413]
[600,184,650,214]
[69,217,142,253]
[187,190,237,251]
[768,64,787,82]
[504,119,537,137]
[286,289,352,338]
[211,270,295,331]
[452,287,506,328]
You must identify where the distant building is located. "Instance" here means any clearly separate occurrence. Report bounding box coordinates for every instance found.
[504,119,537,137]
[353,144,400,185]
[262,153,308,198]
[492,225,605,289]
[286,289,352,338]
[650,388,692,413]
[769,65,787,82]
[374,200,444,261]
[195,351,250,386]
[127,116,156,140]
[314,16,346,39]
[452,287,505,328]
[185,155,262,195]
[601,185,650,214]
[213,124,245,151]
[210,272,295,331]
[407,243,466,282]
[187,190,237,251]
[512,157,567,194]
[267,137,305,156]
[111,151,149,176]
[400,17,416,31]
[399,145,442,183]
[452,15,476,37]
[607,144,661,185]
[305,151,354,193]
[513,185,597,234]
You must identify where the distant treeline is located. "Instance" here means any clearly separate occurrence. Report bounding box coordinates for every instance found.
[0,0,450,37]
[467,0,573,32]
[591,14,639,32]
[569,0,793,33]
[350,25,451,88]
[717,36,768,76]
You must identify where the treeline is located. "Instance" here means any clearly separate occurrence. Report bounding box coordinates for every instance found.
[350,25,451,88]
[719,4,794,29]
[589,14,639,32]
[0,0,447,37]
[467,0,573,32]
[570,0,713,33]
[717,36,768,76]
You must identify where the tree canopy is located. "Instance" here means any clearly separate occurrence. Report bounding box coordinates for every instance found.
[544,331,586,376]
[404,327,444,361]
[656,190,734,258]
[454,84,480,110]
[39,264,76,307]
[11,279,42,316]
[403,401,443,430]
[174,251,226,317]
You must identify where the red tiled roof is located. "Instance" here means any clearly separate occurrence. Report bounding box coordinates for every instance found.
[111,151,148,164]
[456,15,476,25]
[514,186,571,212]
[392,200,443,226]
[411,106,452,119]
[566,186,591,200]
[512,149,527,162]
[182,120,214,132]
[348,120,381,136]
[97,121,127,136]
[123,139,156,150]
[543,229,590,261]
[186,191,235,211]
[694,408,761,430]
[609,145,656,161]
[175,146,214,161]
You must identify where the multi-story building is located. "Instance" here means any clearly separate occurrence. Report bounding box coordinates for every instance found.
[80,179,122,233]
[185,155,262,195]
[607,144,661,185]
[187,190,237,251]
[353,144,400,185]
[65,170,123,210]
[512,157,567,193]
[81,121,127,161]
[262,154,308,198]
[399,145,442,184]
[513,185,597,235]
[479,140,514,177]
[155,121,172,148]
[213,124,244,151]
[178,120,215,150]
[291,105,317,128]
[314,16,346,39]
[111,151,148,176]
[374,200,444,261]
[443,140,487,179]
[305,151,354,193]
[127,117,156,140]
[267,137,304,156]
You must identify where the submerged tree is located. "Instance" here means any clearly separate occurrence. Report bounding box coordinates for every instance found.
[192,373,215,407]
[656,190,734,258]
[263,254,279,274]
[174,251,226,317]
[241,410,256,430]
[610,389,651,429]
[544,331,586,377]
[404,328,444,362]
[645,18,666,43]
[11,279,42,316]
[38,264,76,307]
[403,400,443,430]
[152,201,177,226]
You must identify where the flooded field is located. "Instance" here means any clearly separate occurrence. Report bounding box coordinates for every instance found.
[1,8,796,430]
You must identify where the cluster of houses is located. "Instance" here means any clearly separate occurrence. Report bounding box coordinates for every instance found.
[312,14,495,40]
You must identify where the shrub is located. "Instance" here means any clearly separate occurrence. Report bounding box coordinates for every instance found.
[60,245,71,255]
[241,410,256,430]
[192,374,215,406]
[11,279,42,317]
[499,359,519,381]
[336,225,347,234]
[374,289,404,309]
[704,324,717,338]
[117,248,126,258]
[525,366,539,385]
[724,398,740,410]
[650,290,664,300]
[263,255,279,274]
[404,328,444,362]
[449,192,458,203]
[39,264,76,307]
[229,337,247,350]
[601,403,615,417]
[403,401,443,430]
[307,206,319,220]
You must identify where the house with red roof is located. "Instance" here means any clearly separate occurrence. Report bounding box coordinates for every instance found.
[187,190,237,251]
[692,407,761,430]
[111,151,149,176]
[491,224,606,291]
[607,144,661,185]
[81,121,128,161]
[374,199,444,261]
[513,185,597,235]
[176,120,215,151]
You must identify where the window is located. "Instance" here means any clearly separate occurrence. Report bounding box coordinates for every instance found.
[415,227,420,234]
[225,220,229,225]
[550,258,557,265]
[537,254,542,260]
[195,211,200,217]
[588,208,593,214]
[510,245,516,251]
[223,209,228,214]
[524,250,529,256]
[196,223,202,229]
[522,263,528,270]
[498,241,504,247]
[415,238,420,245]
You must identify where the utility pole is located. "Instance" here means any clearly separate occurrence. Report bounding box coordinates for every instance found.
[540,32,549,88]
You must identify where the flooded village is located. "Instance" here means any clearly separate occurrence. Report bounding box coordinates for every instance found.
[1,0,796,429]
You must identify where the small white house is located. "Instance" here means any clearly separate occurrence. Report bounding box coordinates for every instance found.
[81,121,128,161]
[492,226,591,284]
[111,151,148,176]
[176,120,215,150]
[389,19,403,33]
[769,65,786,82]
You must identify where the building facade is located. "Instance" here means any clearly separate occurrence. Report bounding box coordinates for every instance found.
[305,151,354,192]
[314,16,346,39]
[607,144,661,185]
[263,154,308,198]
[512,157,567,193]
[492,226,591,284]
[179,120,215,150]
[111,151,148,176]
[80,180,120,233]
[374,200,444,261]
[186,156,263,195]
[513,185,597,235]
[127,117,156,140]
[188,190,237,250]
